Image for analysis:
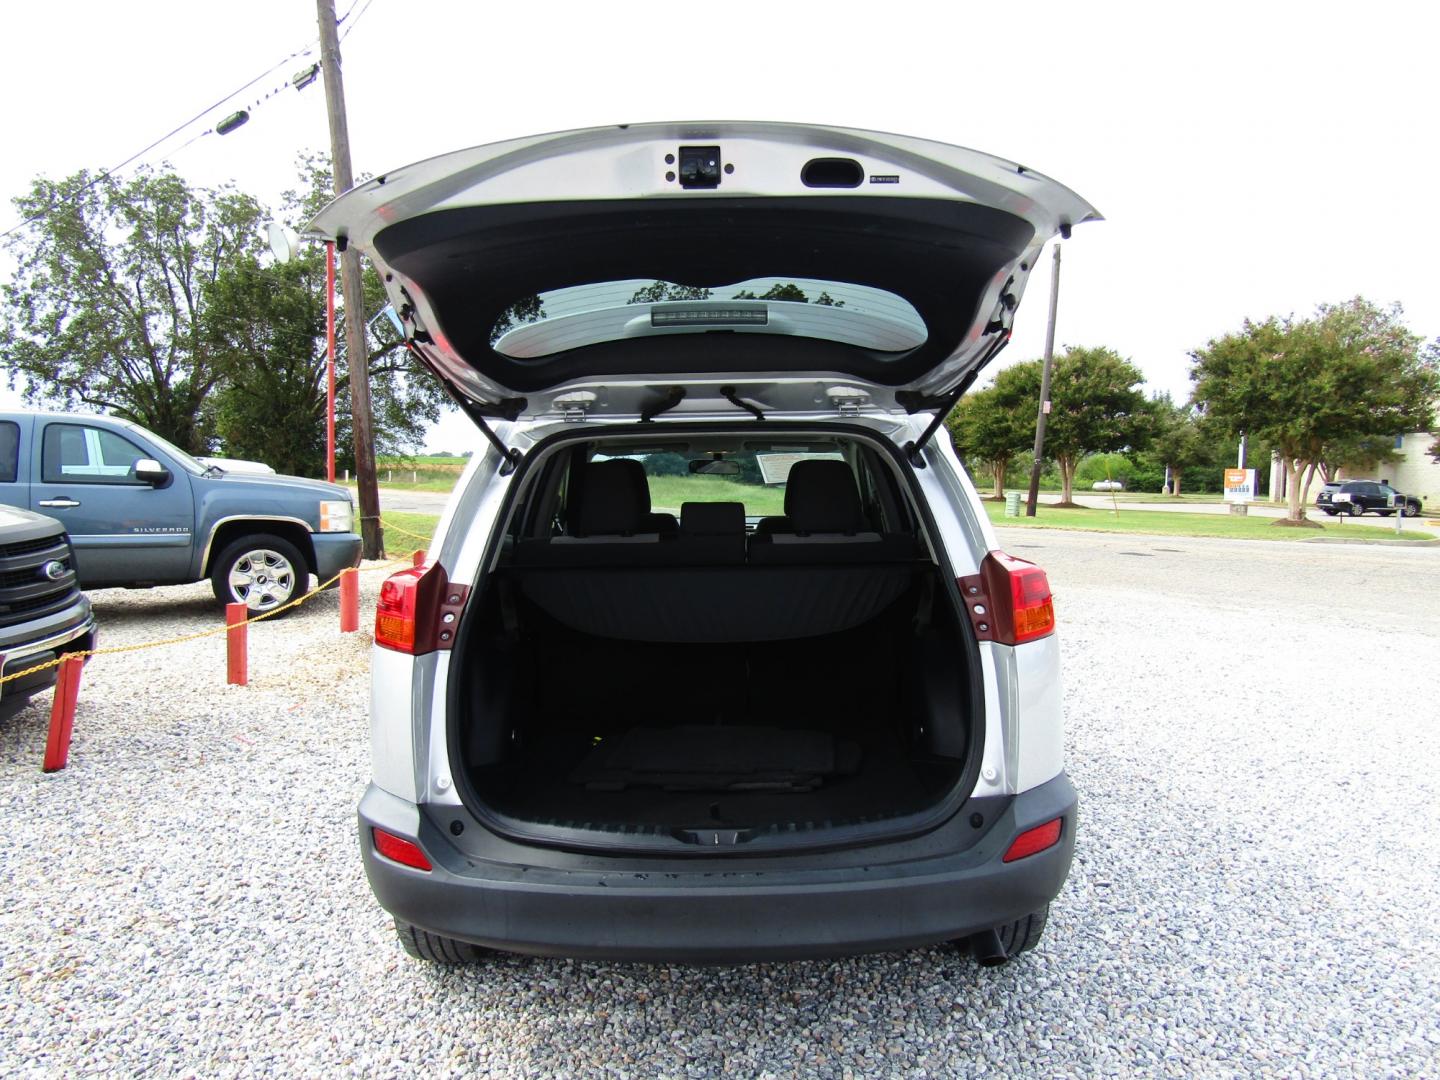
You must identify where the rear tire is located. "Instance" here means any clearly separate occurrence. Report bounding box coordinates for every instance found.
[1346,502,1362,517]
[962,905,1049,966]
[394,919,487,964]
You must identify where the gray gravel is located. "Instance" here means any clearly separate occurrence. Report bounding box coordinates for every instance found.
[2,535,1438,1077]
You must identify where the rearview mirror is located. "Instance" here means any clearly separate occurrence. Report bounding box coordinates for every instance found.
[688,458,741,476]
[133,458,170,486]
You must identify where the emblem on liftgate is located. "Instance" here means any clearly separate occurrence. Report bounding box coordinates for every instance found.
[40,560,67,581]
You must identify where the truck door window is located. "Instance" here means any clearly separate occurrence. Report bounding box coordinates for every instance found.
[0,422,18,483]
[41,423,150,484]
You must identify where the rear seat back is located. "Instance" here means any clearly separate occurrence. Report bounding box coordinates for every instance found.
[514,459,665,567]
[749,459,913,564]
[679,501,746,565]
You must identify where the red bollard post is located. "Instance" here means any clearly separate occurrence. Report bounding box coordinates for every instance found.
[226,602,248,685]
[412,549,426,568]
[42,654,85,773]
[339,567,359,633]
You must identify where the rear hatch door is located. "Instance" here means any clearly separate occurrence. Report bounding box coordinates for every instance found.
[307,122,1100,421]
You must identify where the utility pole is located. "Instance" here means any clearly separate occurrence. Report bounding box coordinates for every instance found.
[316,0,383,559]
[1025,243,1062,516]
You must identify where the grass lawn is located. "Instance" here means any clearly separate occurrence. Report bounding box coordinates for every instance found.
[646,476,786,516]
[377,511,441,551]
[984,501,1439,542]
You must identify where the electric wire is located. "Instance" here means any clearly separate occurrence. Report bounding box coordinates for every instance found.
[0,0,377,241]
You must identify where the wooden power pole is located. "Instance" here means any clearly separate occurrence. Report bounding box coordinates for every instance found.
[316,0,383,559]
[1024,243,1063,517]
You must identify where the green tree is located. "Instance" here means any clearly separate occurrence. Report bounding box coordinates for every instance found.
[1190,299,1438,522]
[1043,346,1152,504]
[628,281,711,303]
[1145,393,1209,496]
[205,155,448,475]
[0,168,267,452]
[946,361,1041,498]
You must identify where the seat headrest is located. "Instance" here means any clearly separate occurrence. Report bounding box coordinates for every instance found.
[784,460,864,534]
[572,459,652,536]
[681,501,746,536]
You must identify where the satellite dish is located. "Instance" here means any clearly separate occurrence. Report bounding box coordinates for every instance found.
[265,222,299,264]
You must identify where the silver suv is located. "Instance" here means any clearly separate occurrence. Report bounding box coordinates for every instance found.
[311,122,1097,965]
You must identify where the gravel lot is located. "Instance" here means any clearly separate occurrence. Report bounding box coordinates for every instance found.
[2,534,1438,1077]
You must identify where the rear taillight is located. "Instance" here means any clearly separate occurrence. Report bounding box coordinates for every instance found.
[372,827,432,871]
[963,551,1056,645]
[1003,817,1062,862]
[375,567,425,653]
[374,562,470,654]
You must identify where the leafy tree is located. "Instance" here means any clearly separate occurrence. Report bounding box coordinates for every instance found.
[813,291,844,307]
[1043,346,1152,504]
[1145,393,1209,496]
[489,294,544,345]
[628,281,711,303]
[0,167,267,452]
[732,282,809,302]
[1190,299,1438,522]
[205,155,448,475]
[946,361,1041,498]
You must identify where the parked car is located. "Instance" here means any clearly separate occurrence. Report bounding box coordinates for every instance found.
[1316,479,1422,517]
[313,122,1094,966]
[0,506,95,719]
[1090,480,1124,491]
[0,413,361,612]
[195,456,277,476]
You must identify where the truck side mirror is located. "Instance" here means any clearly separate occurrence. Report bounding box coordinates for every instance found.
[133,458,170,486]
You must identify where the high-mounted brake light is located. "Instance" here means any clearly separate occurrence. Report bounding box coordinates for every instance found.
[958,551,1056,646]
[372,827,432,871]
[1003,817,1062,862]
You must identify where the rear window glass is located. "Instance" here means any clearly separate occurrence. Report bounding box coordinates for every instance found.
[493,278,927,358]
[593,449,844,519]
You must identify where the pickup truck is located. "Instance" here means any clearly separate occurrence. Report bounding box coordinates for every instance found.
[0,412,361,613]
[0,505,95,717]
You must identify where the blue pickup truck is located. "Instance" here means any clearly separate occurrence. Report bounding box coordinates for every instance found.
[0,412,361,613]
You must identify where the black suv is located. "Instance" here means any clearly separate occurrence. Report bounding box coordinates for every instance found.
[0,507,96,718]
[1316,480,1423,517]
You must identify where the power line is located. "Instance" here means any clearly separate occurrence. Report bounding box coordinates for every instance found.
[0,0,377,241]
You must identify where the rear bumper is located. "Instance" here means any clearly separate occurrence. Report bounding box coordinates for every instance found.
[358,771,1077,963]
[313,533,363,579]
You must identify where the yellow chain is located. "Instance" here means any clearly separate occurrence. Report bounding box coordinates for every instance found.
[0,549,422,687]
[378,517,436,544]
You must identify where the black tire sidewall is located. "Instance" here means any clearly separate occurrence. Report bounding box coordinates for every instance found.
[210,533,311,613]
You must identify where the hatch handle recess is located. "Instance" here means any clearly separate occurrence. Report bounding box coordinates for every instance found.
[720,386,765,421]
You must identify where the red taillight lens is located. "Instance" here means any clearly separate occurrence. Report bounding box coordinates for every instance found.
[375,567,424,653]
[974,551,1055,645]
[1003,817,1062,862]
[372,827,432,871]
[1006,561,1055,644]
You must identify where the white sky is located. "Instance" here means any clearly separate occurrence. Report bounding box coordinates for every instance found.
[2,0,1436,453]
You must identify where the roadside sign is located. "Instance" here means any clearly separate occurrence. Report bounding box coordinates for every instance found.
[1224,468,1256,503]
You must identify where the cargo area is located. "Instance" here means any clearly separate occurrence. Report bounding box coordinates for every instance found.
[446,431,983,851]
